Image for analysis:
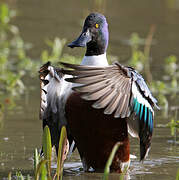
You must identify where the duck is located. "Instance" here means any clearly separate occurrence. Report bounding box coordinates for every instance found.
[39,12,158,173]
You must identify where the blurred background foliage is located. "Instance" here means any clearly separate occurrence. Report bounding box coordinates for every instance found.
[0,3,81,122]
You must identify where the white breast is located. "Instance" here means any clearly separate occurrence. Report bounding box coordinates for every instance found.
[81,53,108,66]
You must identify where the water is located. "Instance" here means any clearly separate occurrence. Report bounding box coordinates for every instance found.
[0,0,179,179]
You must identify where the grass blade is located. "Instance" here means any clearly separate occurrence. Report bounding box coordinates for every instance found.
[16,172,24,180]
[34,148,39,173]
[8,172,11,180]
[27,175,30,180]
[56,126,68,180]
[103,142,123,180]
[41,162,48,180]
[42,125,52,178]
[176,168,179,180]
[35,159,48,180]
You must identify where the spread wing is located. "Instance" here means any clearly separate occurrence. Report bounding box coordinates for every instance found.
[61,62,158,160]
[39,62,74,154]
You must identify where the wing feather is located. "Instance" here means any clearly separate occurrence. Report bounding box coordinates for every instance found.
[92,88,116,109]
[39,62,73,154]
[81,84,113,100]
[61,62,158,160]
[104,92,122,114]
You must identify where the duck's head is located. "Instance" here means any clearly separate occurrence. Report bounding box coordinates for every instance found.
[68,13,109,56]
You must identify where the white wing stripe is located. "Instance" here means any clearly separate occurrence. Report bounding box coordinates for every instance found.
[132,82,153,114]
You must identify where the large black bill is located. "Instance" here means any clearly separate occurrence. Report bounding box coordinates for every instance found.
[68,29,92,48]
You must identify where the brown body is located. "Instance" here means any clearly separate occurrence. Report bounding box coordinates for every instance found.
[65,92,130,172]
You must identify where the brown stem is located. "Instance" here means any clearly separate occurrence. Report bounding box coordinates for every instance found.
[144,25,156,84]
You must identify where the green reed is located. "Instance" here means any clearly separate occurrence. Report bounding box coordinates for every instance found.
[34,125,67,180]
[103,142,127,180]
[8,171,30,180]
[176,168,179,180]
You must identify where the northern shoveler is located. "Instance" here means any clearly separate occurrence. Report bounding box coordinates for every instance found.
[39,13,158,173]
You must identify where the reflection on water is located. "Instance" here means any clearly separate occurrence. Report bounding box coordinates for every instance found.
[0,0,179,179]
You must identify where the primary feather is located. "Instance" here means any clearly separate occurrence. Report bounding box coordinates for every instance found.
[61,61,158,160]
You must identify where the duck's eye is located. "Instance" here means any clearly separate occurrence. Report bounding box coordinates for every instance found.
[95,23,99,29]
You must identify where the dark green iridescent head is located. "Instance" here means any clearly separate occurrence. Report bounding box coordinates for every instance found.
[68,13,109,56]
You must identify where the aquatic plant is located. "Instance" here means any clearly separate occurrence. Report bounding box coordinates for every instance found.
[153,55,179,139]
[41,38,66,65]
[0,3,82,124]
[56,126,68,180]
[103,142,127,180]
[42,126,52,178]
[8,171,30,180]
[176,168,179,180]
[34,125,67,180]
[167,110,179,143]
[0,3,36,117]
[7,125,67,180]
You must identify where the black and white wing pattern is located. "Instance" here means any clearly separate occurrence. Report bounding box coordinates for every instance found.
[61,62,159,160]
[39,62,73,154]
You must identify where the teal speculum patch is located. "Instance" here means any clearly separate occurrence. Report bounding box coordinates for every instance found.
[133,98,153,132]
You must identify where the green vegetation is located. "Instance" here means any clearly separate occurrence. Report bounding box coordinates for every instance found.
[176,168,179,180]
[0,3,81,125]
[103,142,126,180]
[0,3,39,121]
[8,171,30,180]
[0,3,25,109]
[56,126,68,180]
[34,126,67,180]
[8,126,67,180]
